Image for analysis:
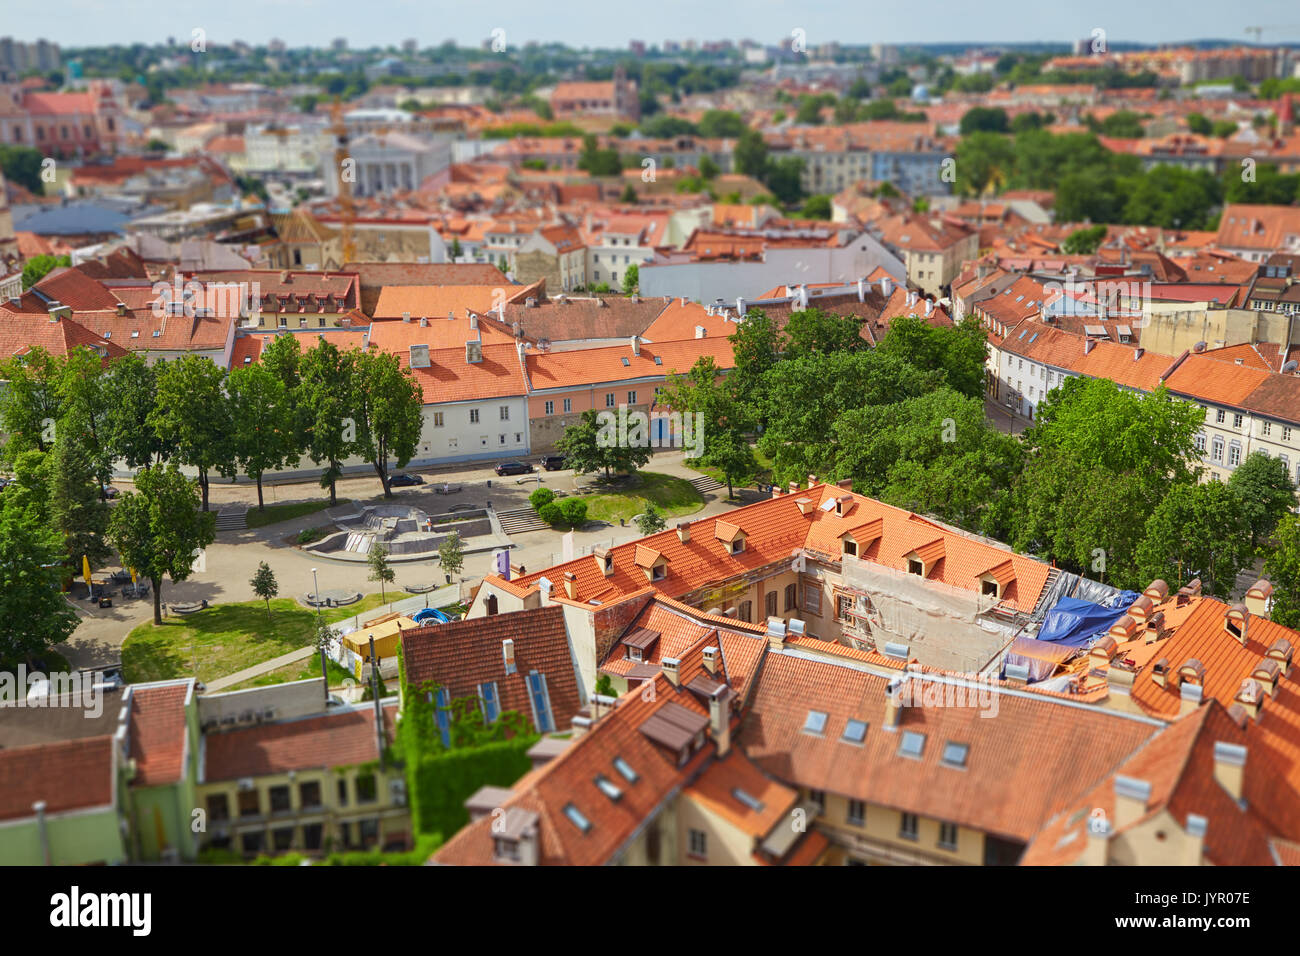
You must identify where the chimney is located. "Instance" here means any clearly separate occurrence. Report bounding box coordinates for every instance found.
[1234,677,1265,721]
[420,316,428,327]
[1213,741,1247,802]
[661,657,681,686]
[1180,680,1204,716]
[857,278,866,302]
[630,335,640,356]
[1151,657,1170,688]
[708,686,731,757]
[115,302,127,316]
[676,522,690,543]
[469,313,478,330]
[1128,595,1154,624]
[402,311,411,322]
[563,571,577,600]
[1084,339,1095,354]
[1112,775,1151,830]
[1143,579,1169,604]
[765,617,787,651]
[1245,579,1273,618]
[807,474,817,489]
[694,325,706,339]
[879,275,893,297]
[884,676,906,730]
[924,299,934,317]
[589,693,618,723]
[788,480,800,494]
[1224,604,1249,646]
[735,296,747,316]
[702,645,719,675]
[280,270,290,283]
[907,290,917,308]
[502,639,516,675]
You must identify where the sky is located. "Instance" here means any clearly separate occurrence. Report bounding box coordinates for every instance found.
[8,0,1300,50]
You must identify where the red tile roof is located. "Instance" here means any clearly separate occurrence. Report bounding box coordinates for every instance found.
[399,606,582,733]
[203,702,396,781]
[127,682,192,787]
[0,736,116,821]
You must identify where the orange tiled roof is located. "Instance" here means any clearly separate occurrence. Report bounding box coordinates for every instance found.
[523,337,734,392]
[127,682,192,787]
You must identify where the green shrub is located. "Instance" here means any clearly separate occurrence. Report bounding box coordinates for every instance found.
[558,498,587,526]
[403,737,537,838]
[296,527,325,545]
[529,487,555,511]
[538,501,563,525]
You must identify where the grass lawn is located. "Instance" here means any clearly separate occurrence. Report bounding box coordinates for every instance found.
[121,591,413,684]
[245,498,352,529]
[574,471,705,524]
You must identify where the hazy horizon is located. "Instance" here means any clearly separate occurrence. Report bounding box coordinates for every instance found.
[7,0,1300,51]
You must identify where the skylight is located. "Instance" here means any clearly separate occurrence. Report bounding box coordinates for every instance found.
[653,356,662,365]
[732,787,766,813]
[613,757,639,783]
[899,731,926,759]
[942,741,969,768]
[841,719,868,745]
[563,803,592,833]
[803,710,828,735]
[594,775,623,801]
[621,357,630,366]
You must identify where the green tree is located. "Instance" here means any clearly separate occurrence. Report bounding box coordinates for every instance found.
[1228,451,1296,549]
[1063,224,1109,255]
[250,561,279,622]
[0,345,62,458]
[1264,514,1300,628]
[102,353,173,470]
[733,128,768,178]
[529,487,555,511]
[0,508,78,667]
[47,426,112,571]
[108,463,216,625]
[763,157,806,206]
[577,134,621,176]
[953,131,1015,197]
[832,388,1022,537]
[1135,481,1251,598]
[698,155,721,180]
[784,306,865,357]
[439,530,464,580]
[1011,379,1202,586]
[874,314,987,400]
[635,504,667,535]
[621,263,639,295]
[351,348,424,497]
[58,346,114,495]
[801,194,833,220]
[697,110,747,138]
[558,498,588,527]
[299,340,360,505]
[368,544,395,602]
[726,309,781,424]
[959,106,1010,135]
[556,409,650,478]
[227,362,298,511]
[21,254,70,290]
[0,144,46,195]
[149,355,234,512]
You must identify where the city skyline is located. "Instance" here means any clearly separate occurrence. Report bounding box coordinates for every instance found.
[8,0,1300,51]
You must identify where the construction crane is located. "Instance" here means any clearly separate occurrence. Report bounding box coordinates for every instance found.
[329,97,357,264]
[1245,25,1300,43]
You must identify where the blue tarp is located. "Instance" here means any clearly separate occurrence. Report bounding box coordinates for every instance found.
[1036,591,1139,647]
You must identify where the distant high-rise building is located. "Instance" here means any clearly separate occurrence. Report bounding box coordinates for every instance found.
[402,38,418,53]
[331,37,348,52]
[629,40,646,56]
[0,37,62,76]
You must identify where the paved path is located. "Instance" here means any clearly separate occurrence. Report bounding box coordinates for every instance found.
[204,646,319,692]
[59,451,746,671]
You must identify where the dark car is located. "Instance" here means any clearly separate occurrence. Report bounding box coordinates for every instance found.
[101,486,120,499]
[541,455,568,471]
[389,473,425,487]
[495,461,534,476]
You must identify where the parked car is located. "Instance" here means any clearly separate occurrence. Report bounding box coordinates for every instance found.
[495,461,534,476]
[389,473,425,487]
[101,485,120,499]
[541,455,568,471]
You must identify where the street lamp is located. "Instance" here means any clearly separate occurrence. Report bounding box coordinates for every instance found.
[313,567,328,706]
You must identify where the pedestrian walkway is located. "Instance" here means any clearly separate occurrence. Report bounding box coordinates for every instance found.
[204,645,317,692]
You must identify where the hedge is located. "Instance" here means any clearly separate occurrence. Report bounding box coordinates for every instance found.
[404,736,537,838]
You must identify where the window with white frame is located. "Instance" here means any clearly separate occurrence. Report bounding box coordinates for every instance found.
[1211,437,1224,462]
[544,401,554,415]
[563,398,572,413]
[1229,442,1241,467]
[469,408,479,424]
